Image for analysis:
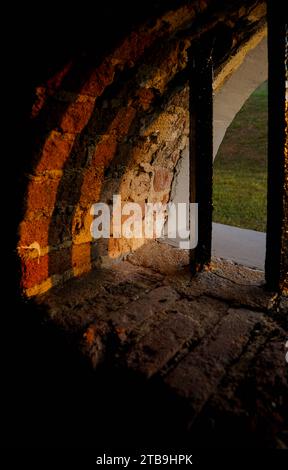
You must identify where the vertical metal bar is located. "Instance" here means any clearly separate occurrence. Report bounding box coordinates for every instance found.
[265,1,288,292]
[189,41,213,274]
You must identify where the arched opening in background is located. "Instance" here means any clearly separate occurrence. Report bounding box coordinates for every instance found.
[161,36,268,272]
[212,79,268,270]
[212,36,268,270]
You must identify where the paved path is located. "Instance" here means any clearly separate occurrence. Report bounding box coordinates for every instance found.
[212,223,266,271]
[161,222,266,271]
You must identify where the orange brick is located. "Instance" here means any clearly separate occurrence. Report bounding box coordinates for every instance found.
[60,95,95,133]
[18,217,50,248]
[138,88,155,111]
[21,247,76,290]
[80,170,104,206]
[36,131,75,172]
[21,254,49,290]
[26,177,60,215]
[80,61,115,97]
[109,107,136,137]
[71,243,91,269]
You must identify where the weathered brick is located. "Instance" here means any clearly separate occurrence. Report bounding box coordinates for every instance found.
[79,168,105,206]
[21,247,75,290]
[125,296,229,378]
[36,131,75,172]
[71,242,92,270]
[49,248,73,275]
[137,87,155,110]
[105,286,180,331]
[113,30,154,65]
[80,61,115,97]
[18,216,50,248]
[60,95,96,133]
[26,177,60,215]
[153,167,173,192]
[126,312,196,378]
[21,254,49,290]
[130,171,151,201]
[164,309,261,416]
[108,106,136,137]
[91,138,118,167]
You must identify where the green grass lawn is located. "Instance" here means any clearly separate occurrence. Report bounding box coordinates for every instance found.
[213,81,267,232]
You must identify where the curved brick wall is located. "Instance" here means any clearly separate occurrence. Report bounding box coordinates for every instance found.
[16,0,267,297]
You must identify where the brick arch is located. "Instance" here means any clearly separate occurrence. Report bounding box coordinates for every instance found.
[17,3,197,297]
[17,0,267,297]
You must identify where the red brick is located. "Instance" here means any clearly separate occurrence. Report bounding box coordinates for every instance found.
[109,107,136,137]
[137,88,155,111]
[18,217,50,248]
[46,61,73,91]
[26,177,60,215]
[71,243,91,269]
[21,247,76,290]
[36,131,75,172]
[80,168,105,206]
[21,254,49,290]
[80,61,115,97]
[31,86,47,119]
[60,95,95,133]
[114,31,154,64]
[153,168,173,192]
[49,247,73,275]
[92,138,118,167]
